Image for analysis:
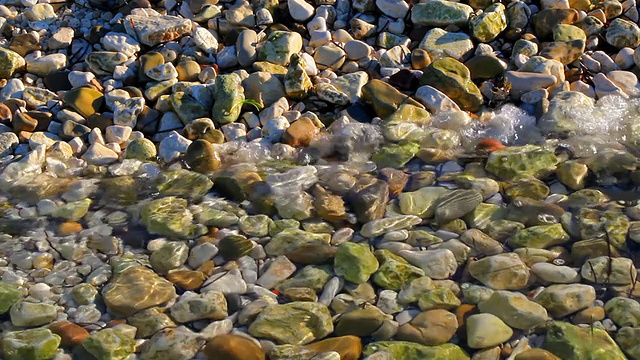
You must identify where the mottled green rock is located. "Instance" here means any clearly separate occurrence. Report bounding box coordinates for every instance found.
[469,3,507,42]
[334,242,379,284]
[248,302,333,345]
[418,288,461,310]
[156,169,213,200]
[257,31,303,66]
[82,328,136,360]
[616,327,640,360]
[334,306,387,337]
[542,321,626,360]
[0,283,22,314]
[362,79,423,118]
[218,234,254,261]
[126,308,176,339]
[606,18,640,48]
[0,47,26,79]
[372,142,420,168]
[485,145,559,180]
[578,208,629,249]
[71,283,98,305]
[581,256,637,285]
[211,73,244,125]
[553,24,586,41]
[535,284,596,318]
[420,58,483,112]
[398,187,449,219]
[2,328,61,360]
[10,301,57,327]
[150,241,189,274]
[169,92,209,125]
[52,198,91,221]
[264,228,329,256]
[605,297,640,328]
[411,0,473,27]
[363,341,469,360]
[140,196,199,239]
[418,28,474,61]
[195,208,239,227]
[86,51,128,75]
[276,265,333,292]
[125,138,157,161]
[373,249,425,291]
[507,224,570,249]
[468,253,530,290]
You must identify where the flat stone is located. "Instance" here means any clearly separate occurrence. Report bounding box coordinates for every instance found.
[124,15,192,47]
[2,328,61,360]
[468,253,530,290]
[248,302,333,345]
[102,265,176,316]
[466,313,513,349]
[478,290,549,330]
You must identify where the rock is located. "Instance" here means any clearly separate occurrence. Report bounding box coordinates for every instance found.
[363,342,469,360]
[49,321,90,347]
[140,196,199,238]
[248,302,333,345]
[10,301,57,327]
[606,18,640,48]
[478,290,549,330]
[507,224,570,249]
[243,71,286,108]
[82,142,119,165]
[212,73,245,125]
[396,309,458,346]
[0,283,22,314]
[411,0,473,27]
[218,234,254,260]
[469,3,507,42]
[581,256,637,285]
[102,265,176,316]
[466,313,513,349]
[420,58,483,112]
[542,321,626,360]
[397,249,458,280]
[0,48,25,78]
[604,297,640,327]
[514,349,560,360]
[465,55,507,80]
[124,138,157,160]
[26,54,67,76]
[468,253,529,290]
[530,262,580,283]
[62,86,104,119]
[334,242,379,284]
[170,92,208,125]
[616,327,640,360]
[505,71,557,99]
[140,326,202,360]
[150,241,189,274]
[2,328,61,360]
[170,291,227,323]
[124,15,192,46]
[418,287,461,311]
[373,250,425,291]
[398,186,448,218]
[82,328,136,360]
[540,40,585,66]
[534,284,596,317]
[485,145,558,180]
[434,190,483,224]
[533,9,580,40]
[362,79,423,119]
[361,215,422,238]
[256,255,296,289]
[9,33,40,57]
[204,334,266,360]
[334,306,387,337]
[257,31,303,66]
[184,139,221,173]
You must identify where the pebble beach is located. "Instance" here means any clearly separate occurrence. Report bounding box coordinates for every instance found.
[0,0,640,358]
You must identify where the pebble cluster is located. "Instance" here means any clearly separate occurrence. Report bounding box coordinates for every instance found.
[1,0,640,358]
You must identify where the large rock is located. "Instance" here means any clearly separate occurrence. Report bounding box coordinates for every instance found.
[542,321,626,360]
[468,253,530,290]
[581,256,637,285]
[606,18,640,48]
[2,328,61,360]
[211,73,245,125]
[334,242,379,284]
[348,175,390,223]
[373,249,425,291]
[534,284,596,318]
[362,79,423,119]
[82,328,136,360]
[469,3,507,42]
[604,297,640,328]
[10,301,57,327]
[478,290,549,330]
[0,283,22,314]
[248,302,333,345]
[507,224,570,249]
[102,265,176,316]
[156,169,213,200]
[466,313,513,349]
[485,145,558,180]
[140,327,203,360]
[257,31,303,66]
[204,334,266,360]
[420,58,483,112]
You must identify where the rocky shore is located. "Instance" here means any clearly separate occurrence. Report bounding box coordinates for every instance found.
[0,0,640,358]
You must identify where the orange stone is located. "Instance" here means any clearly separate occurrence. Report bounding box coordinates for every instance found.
[166,269,206,290]
[282,117,320,147]
[475,138,505,153]
[49,321,89,347]
[108,319,127,327]
[455,304,477,328]
[305,335,363,360]
[58,221,83,236]
[204,334,266,360]
[197,260,216,277]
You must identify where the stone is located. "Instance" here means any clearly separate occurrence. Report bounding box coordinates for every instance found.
[9,33,41,57]
[507,224,570,249]
[420,58,483,112]
[397,249,458,280]
[62,86,104,119]
[0,283,22,314]
[204,334,266,360]
[530,262,580,283]
[469,3,507,42]
[2,328,61,360]
[184,139,221,173]
[535,284,596,317]
[363,342,469,360]
[581,256,637,285]
[248,302,333,345]
[411,0,473,27]
[533,9,580,40]
[124,15,192,46]
[418,287,461,310]
[49,321,89,347]
[169,92,208,125]
[125,138,157,160]
[466,313,513,349]
[478,290,549,330]
[140,196,200,239]
[515,349,560,360]
[86,51,127,75]
[539,40,585,65]
[468,253,529,290]
[243,71,286,108]
[396,309,458,346]
[218,234,254,260]
[212,73,245,125]
[606,18,640,48]
[10,301,57,327]
[127,308,176,339]
[542,321,626,360]
[170,291,227,323]
[102,265,176,316]
[0,48,25,79]
[334,306,387,337]
[615,327,640,360]
[150,241,189,274]
[418,29,474,62]
[139,326,202,360]
[361,79,423,119]
[257,31,304,66]
[361,215,422,238]
[26,54,67,76]
[485,145,558,180]
[82,328,136,360]
[604,297,640,327]
[334,242,379,284]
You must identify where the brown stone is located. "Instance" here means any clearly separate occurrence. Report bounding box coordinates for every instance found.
[305,336,362,360]
[4,99,26,115]
[27,111,53,132]
[44,71,72,92]
[411,48,432,69]
[282,287,318,302]
[539,40,585,65]
[87,113,114,132]
[204,334,266,360]
[378,168,409,197]
[9,33,41,57]
[58,221,83,236]
[312,185,346,222]
[533,9,580,40]
[348,175,390,223]
[285,243,337,264]
[0,103,13,123]
[282,117,320,147]
[184,139,222,173]
[166,269,206,291]
[197,260,216,277]
[12,111,38,132]
[396,309,459,346]
[455,304,478,328]
[176,60,201,82]
[49,321,90,347]
[571,306,605,324]
[514,348,561,360]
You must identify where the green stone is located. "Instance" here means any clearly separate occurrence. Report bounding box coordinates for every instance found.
[334,306,387,337]
[0,47,26,79]
[257,31,303,66]
[418,287,461,310]
[420,58,483,112]
[334,242,379,284]
[218,234,254,260]
[140,196,199,239]
[469,3,507,42]
[604,297,640,328]
[248,302,333,345]
[211,73,244,125]
[361,79,423,118]
[127,308,176,339]
[398,187,449,219]
[372,142,420,168]
[434,189,483,224]
[85,51,127,75]
[534,284,596,318]
[606,18,640,48]
[616,327,640,360]
[463,203,504,230]
[411,1,473,27]
[149,241,189,274]
[51,198,92,221]
[373,249,425,291]
[10,301,57,327]
[418,28,474,61]
[71,283,98,305]
[276,265,333,292]
[502,176,550,200]
[156,169,213,200]
[195,208,239,227]
[169,92,209,125]
[507,224,570,249]
[2,328,61,360]
[0,283,22,314]
[82,328,136,360]
[125,138,157,161]
[539,91,595,134]
[363,342,469,360]
[485,145,559,179]
[553,24,587,41]
[578,208,629,249]
[542,321,626,360]
[264,228,329,256]
[239,214,273,237]
[62,86,105,119]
